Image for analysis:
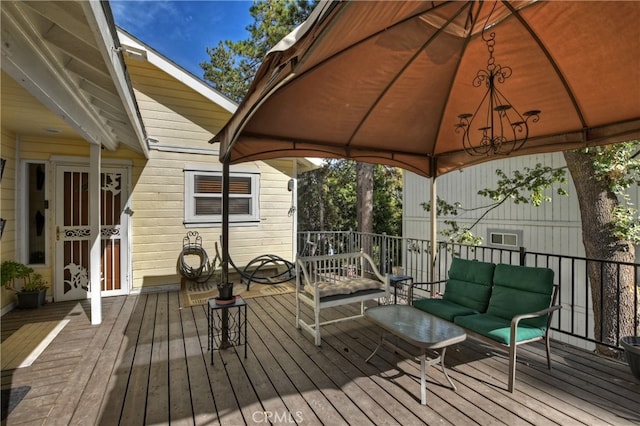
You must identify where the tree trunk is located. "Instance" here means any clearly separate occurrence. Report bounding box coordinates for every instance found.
[357,162,374,254]
[563,151,637,356]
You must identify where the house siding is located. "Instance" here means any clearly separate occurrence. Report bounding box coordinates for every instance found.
[125,57,295,291]
[125,59,230,150]
[1,128,17,311]
[2,133,294,298]
[405,152,590,256]
[130,149,294,290]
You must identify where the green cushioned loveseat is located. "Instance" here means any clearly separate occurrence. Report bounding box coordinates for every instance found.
[410,257,561,392]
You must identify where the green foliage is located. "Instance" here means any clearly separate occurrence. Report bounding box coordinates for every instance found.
[201,0,317,102]
[583,141,640,243]
[22,273,48,292]
[201,1,401,237]
[297,159,355,232]
[422,163,569,245]
[1,260,32,288]
[477,164,568,206]
[1,260,47,292]
[441,220,483,246]
[298,160,402,236]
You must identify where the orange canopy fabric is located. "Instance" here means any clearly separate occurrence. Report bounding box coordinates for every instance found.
[214,1,640,178]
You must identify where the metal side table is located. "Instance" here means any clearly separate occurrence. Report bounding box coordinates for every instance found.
[208,296,247,364]
[389,274,413,303]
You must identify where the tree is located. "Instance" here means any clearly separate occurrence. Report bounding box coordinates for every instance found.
[372,164,403,236]
[297,159,356,232]
[357,162,374,256]
[201,0,317,103]
[564,144,639,356]
[297,160,402,236]
[427,142,640,355]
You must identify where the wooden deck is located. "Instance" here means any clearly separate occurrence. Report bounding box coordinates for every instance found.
[1,291,639,425]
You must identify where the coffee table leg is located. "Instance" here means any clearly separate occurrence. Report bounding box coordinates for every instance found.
[439,347,457,391]
[365,333,384,363]
[420,349,427,405]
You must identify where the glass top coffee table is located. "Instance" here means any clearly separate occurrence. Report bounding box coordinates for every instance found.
[364,304,466,405]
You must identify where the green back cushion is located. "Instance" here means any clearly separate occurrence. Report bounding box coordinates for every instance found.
[442,257,495,313]
[487,264,555,328]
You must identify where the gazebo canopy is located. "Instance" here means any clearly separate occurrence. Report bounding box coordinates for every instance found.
[214,0,640,178]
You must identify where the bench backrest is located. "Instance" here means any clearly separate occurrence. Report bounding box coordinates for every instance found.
[296,251,386,285]
[443,257,495,312]
[487,264,555,327]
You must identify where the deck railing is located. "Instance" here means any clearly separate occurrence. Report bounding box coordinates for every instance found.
[297,230,640,352]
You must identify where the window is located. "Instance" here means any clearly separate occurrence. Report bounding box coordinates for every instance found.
[488,229,520,248]
[26,162,47,264]
[185,169,260,225]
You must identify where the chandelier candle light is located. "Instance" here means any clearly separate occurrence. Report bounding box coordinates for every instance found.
[455,15,540,156]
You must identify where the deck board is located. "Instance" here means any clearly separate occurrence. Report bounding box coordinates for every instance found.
[249,298,346,425]
[246,298,323,425]
[71,294,138,425]
[146,292,170,425]
[166,291,193,426]
[181,305,219,426]
[1,292,639,425]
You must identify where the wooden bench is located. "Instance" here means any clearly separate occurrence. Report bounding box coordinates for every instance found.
[295,251,390,345]
[409,257,562,392]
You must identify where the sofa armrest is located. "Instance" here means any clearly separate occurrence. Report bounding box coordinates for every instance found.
[510,304,562,342]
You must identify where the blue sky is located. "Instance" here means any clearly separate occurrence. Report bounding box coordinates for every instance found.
[111,1,254,78]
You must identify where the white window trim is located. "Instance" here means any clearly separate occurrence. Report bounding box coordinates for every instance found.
[488,229,521,248]
[184,169,260,226]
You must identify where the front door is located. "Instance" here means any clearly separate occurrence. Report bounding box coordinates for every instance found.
[54,164,130,301]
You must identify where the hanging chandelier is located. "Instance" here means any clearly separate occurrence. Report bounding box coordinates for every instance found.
[455,16,540,156]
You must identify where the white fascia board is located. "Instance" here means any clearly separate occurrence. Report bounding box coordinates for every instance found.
[117,29,238,114]
[85,1,149,157]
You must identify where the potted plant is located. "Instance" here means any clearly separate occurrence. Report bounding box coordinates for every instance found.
[621,336,640,380]
[1,260,48,308]
[212,265,235,304]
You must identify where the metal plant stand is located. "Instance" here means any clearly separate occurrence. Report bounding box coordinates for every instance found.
[207,296,247,364]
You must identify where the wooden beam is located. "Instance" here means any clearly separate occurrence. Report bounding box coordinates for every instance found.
[1,3,117,150]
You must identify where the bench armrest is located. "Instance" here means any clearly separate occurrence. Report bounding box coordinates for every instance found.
[359,252,389,288]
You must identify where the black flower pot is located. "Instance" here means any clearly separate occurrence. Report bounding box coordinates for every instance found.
[216,283,234,301]
[38,289,47,306]
[621,336,640,380]
[17,290,44,309]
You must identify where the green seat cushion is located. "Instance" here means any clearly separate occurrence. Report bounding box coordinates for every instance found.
[413,298,479,321]
[454,313,546,345]
[487,264,555,328]
[442,257,495,313]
